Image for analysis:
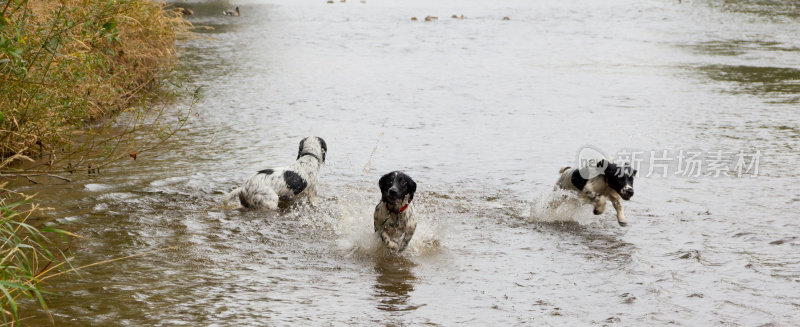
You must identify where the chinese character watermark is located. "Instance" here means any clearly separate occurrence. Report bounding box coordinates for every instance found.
[575,146,763,178]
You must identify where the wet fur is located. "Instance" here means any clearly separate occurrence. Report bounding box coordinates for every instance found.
[225,136,327,210]
[374,171,417,253]
[554,160,636,226]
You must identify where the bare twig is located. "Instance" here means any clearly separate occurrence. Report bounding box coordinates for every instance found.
[0,151,33,169]
[0,173,72,182]
[1,0,12,16]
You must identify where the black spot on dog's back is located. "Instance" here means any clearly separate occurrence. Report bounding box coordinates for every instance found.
[258,169,274,175]
[283,171,307,195]
[571,169,588,190]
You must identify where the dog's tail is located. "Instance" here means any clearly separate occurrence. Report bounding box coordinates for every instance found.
[559,166,571,174]
[223,187,241,206]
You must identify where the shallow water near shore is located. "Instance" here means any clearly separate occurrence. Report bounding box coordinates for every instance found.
[20,0,800,325]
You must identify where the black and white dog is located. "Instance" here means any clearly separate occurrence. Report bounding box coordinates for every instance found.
[374,171,417,253]
[554,159,637,226]
[225,136,327,209]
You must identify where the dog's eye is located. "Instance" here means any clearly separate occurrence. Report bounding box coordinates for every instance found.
[400,180,406,186]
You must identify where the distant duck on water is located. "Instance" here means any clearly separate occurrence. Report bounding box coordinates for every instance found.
[223,6,240,16]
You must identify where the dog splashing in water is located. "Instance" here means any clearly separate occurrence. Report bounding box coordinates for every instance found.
[374,171,417,253]
[553,159,637,226]
[225,136,327,210]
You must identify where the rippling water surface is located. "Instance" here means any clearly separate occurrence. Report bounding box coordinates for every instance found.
[21,0,800,325]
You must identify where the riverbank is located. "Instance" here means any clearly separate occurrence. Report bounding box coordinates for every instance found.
[0,0,189,323]
[0,0,189,160]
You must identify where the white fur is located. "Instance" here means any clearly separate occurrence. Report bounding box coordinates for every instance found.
[373,196,417,253]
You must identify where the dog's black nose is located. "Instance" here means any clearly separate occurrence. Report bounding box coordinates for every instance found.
[388,188,399,197]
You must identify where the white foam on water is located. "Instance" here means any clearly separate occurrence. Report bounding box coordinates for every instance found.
[93,202,109,212]
[84,183,113,192]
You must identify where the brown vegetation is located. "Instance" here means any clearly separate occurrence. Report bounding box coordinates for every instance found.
[0,0,190,160]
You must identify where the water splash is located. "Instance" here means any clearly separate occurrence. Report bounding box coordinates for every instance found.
[402,203,444,257]
[529,189,599,225]
[332,188,443,258]
[334,191,383,257]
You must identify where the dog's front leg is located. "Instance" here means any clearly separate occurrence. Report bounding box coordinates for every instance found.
[380,231,399,252]
[398,228,415,253]
[593,196,607,215]
[611,197,627,226]
[584,190,606,215]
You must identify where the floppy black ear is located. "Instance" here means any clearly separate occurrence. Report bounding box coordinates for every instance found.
[318,137,327,162]
[297,137,308,160]
[378,173,391,192]
[604,162,619,177]
[407,176,417,202]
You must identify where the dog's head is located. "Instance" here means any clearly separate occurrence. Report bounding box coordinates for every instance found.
[297,136,327,163]
[379,171,417,209]
[598,159,636,200]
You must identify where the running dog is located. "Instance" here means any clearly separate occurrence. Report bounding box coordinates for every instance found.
[554,159,637,226]
[225,136,326,209]
[374,171,417,253]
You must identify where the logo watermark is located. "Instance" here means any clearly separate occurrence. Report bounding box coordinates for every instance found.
[575,146,762,178]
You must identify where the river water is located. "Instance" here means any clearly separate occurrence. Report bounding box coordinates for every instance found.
[23,0,800,325]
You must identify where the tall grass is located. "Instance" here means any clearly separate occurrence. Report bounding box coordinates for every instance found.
[0,0,191,163]
[0,183,73,325]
